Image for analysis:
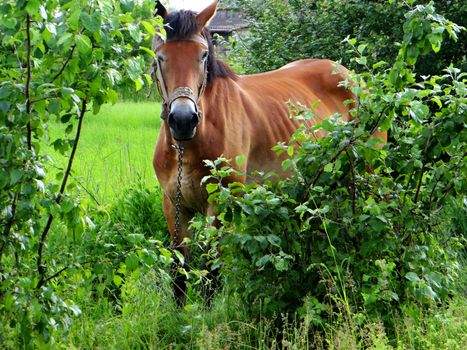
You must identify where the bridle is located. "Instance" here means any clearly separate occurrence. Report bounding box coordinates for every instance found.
[151,34,209,122]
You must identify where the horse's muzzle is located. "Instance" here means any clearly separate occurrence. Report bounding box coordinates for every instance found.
[168,99,200,141]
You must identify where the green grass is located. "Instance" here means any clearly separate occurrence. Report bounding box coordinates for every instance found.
[46,101,162,203]
[42,102,466,349]
[63,272,467,349]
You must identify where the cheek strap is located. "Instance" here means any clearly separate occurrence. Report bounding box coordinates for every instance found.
[151,35,209,120]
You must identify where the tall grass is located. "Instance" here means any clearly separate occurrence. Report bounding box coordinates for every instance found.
[64,270,467,349]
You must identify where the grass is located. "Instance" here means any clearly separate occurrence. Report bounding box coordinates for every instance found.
[46,101,162,203]
[42,102,466,349]
[63,271,467,349]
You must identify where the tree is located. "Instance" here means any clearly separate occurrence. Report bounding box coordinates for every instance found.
[0,0,161,345]
[231,0,466,75]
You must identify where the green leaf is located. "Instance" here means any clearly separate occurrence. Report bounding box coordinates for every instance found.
[45,23,57,36]
[405,272,420,282]
[256,255,271,268]
[10,169,22,185]
[81,11,101,33]
[126,234,144,243]
[134,78,144,92]
[60,113,74,123]
[69,6,81,31]
[0,88,11,99]
[25,0,40,16]
[324,163,333,173]
[174,250,185,265]
[235,154,245,166]
[140,46,156,58]
[206,183,218,194]
[125,253,139,272]
[3,18,17,29]
[128,23,142,43]
[113,275,123,287]
[355,56,367,65]
[126,58,142,80]
[39,5,47,20]
[274,258,288,272]
[75,34,92,54]
[141,20,156,35]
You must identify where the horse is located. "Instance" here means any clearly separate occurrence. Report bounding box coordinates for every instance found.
[151,0,386,303]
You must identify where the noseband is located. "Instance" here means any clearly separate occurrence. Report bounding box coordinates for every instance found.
[152,34,209,121]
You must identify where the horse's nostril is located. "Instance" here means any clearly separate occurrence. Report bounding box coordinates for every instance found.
[191,113,199,125]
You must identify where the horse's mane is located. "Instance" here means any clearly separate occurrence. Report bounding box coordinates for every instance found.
[164,10,238,83]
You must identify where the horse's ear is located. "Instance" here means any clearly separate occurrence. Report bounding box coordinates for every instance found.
[155,1,168,19]
[196,0,219,29]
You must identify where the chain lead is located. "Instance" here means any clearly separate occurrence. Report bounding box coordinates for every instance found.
[172,143,184,248]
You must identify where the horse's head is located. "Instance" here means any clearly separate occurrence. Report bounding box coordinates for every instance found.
[153,1,219,141]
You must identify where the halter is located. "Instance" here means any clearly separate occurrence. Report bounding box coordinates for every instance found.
[152,34,209,121]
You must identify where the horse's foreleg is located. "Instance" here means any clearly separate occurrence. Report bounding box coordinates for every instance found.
[163,193,191,305]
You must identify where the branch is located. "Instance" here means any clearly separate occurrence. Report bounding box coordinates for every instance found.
[429,151,467,207]
[346,150,357,216]
[13,44,24,78]
[25,15,32,151]
[51,45,76,82]
[37,100,88,289]
[305,138,354,197]
[369,106,388,136]
[413,129,432,203]
[42,246,151,284]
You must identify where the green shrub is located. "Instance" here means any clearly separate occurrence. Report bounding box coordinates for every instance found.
[193,3,466,329]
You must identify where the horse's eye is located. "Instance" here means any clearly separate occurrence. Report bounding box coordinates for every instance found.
[157,56,165,63]
[201,51,208,62]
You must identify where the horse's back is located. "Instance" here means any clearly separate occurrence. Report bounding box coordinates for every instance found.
[238,59,354,118]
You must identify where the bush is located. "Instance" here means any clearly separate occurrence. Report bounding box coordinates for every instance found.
[194,3,466,329]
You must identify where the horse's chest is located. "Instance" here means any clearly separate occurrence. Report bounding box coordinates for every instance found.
[181,176,207,211]
[164,169,207,214]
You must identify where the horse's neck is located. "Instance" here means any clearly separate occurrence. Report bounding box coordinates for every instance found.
[180,78,238,163]
[203,77,237,105]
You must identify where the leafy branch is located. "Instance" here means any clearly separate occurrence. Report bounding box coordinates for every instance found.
[37,99,88,289]
[51,45,76,82]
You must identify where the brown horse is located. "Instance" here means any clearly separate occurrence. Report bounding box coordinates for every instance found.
[152,0,386,302]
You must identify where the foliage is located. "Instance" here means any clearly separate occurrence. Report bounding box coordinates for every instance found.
[1,0,465,348]
[0,0,161,345]
[231,0,466,75]
[195,2,466,327]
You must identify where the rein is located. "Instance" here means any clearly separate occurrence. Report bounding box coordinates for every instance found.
[172,143,184,248]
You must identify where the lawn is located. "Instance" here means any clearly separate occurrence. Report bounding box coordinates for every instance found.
[47,101,163,203]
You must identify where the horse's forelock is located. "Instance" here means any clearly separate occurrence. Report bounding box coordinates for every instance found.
[164,10,238,83]
[165,10,200,40]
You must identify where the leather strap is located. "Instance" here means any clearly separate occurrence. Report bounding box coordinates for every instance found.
[152,35,209,120]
